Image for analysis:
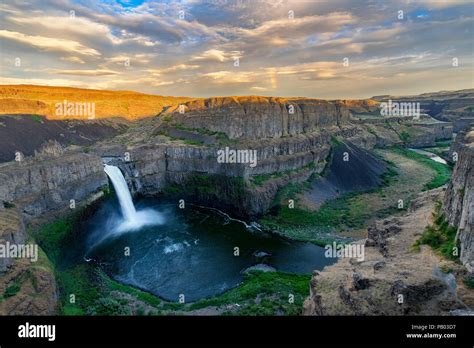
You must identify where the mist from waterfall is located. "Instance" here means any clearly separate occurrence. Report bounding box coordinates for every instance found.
[98,165,164,243]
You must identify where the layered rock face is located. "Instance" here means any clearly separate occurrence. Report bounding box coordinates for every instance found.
[101,130,331,218]
[0,151,105,315]
[0,152,107,219]
[164,96,351,139]
[443,129,474,273]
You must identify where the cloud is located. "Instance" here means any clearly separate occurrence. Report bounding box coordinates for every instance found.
[47,69,120,76]
[192,49,241,62]
[0,30,101,56]
[237,13,356,40]
[8,15,122,44]
[0,0,472,99]
[147,64,200,76]
[60,56,86,64]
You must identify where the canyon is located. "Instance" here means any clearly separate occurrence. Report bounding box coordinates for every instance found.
[0,85,472,315]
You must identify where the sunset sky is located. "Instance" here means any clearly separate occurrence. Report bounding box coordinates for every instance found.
[0,0,473,99]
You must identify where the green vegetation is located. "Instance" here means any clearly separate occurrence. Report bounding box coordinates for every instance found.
[1,267,43,300]
[414,203,459,261]
[158,131,205,146]
[435,139,453,147]
[3,201,15,209]
[188,271,311,315]
[439,264,454,274]
[35,218,73,263]
[30,115,43,123]
[4,283,21,298]
[399,131,411,143]
[463,276,474,289]
[366,126,377,136]
[182,139,204,146]
[164,174,246,197]
[261,190,375,243]
[172,123,237,145]
[250,161,318,186]
[388,147,451,190]
[330,136,343,147]
[260,147,442,242]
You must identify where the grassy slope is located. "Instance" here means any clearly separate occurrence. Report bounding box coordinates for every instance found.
[260,147,451,243]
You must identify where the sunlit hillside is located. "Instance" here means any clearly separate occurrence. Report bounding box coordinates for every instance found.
[0,85,192,120]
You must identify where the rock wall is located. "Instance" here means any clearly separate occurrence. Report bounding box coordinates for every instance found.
[164,97,351,140]
[0,153,107,219]
[101,131,332,218]
[443,129,474,273]
[0,207,26,272]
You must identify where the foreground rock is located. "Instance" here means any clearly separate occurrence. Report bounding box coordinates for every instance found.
[304,189,462,315]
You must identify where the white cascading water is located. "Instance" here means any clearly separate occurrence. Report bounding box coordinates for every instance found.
[103,164,163,234]
[104,164,138,224]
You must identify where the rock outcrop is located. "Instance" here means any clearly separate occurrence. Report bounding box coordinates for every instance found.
[0,151,107,219]
[304,189,461,315]
[0,149,106,315]
[443,129,474,273]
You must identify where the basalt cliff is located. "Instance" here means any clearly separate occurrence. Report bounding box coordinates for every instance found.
[444,129,474,273]
[0,86,469,315]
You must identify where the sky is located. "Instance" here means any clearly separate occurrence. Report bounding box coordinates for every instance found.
[0,0,473,99]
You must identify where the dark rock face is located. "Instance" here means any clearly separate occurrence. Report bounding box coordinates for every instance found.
[0,115,128,162]
[303,141,387,206]
[443,129,474,273]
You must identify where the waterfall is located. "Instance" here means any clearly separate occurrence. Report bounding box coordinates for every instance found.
[104,165,138,224]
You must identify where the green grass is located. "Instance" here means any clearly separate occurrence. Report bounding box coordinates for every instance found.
[399,130,411,143]
[34,218,73,263]
[3,201,15,209]
[389,147,451,190]
[188,271,311,315]
[260,147,437,242]
[463,276,474,289]
[30,115,43,123]
[414,203,459,261]
[250,161,318,186]
[172,123,237,145]
[4,284,21,298]
[164,174,246,197]
[435,139,453,147]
